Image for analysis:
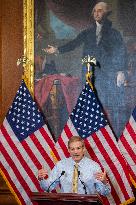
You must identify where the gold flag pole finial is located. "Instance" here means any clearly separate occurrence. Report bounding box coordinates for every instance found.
[17,55,32,67]
[16,55,34,96]
[82,55,97,90]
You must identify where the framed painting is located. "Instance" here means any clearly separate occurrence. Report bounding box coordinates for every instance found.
[23,0,136,141]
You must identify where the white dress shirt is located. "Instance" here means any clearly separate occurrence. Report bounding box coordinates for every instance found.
[39,157,111,196]
[96,21,103,45]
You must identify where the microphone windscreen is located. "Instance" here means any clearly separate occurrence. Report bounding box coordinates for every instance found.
[61,171,65,176]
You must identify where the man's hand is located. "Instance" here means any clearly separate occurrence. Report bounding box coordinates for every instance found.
[42,45,58,54]
[94,170,108,184]
[38,165,48,180]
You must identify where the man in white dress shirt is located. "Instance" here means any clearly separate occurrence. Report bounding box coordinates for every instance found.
[38,136,111,196]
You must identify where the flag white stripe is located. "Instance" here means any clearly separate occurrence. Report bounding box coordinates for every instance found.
[35,126,56,161]
[3,120,54,187]
[61,131,70,146]
[1,128,38,191]
[118,141,136,171]
[106,126,121,149]
[0,153,32,205]
[56,131,69,158]
[3,119,42,175]
[1,121,57,203]
[67,118,79,135]
[104,125,136,169]
[87,136,117,205]
[121,127,136,155]
[105,125,136,167]
[87,135,123,204]
[24,136,53,172]
[97,129,133,197]
[118,115,136,179]
[42,124,55,139]
[55,142,66,159]
[3,119,20,145]
[104,127,134,197]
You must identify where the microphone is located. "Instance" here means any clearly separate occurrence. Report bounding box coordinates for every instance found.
[78,171,87,194]
[47,171,65,192]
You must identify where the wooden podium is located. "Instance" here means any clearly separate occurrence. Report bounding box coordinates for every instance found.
[31,192,103,205]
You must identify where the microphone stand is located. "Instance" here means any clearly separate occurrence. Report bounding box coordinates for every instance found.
[78,171,87,194]
[47,171,65,193]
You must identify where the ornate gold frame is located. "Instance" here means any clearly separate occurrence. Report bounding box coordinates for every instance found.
[23,0,34,95]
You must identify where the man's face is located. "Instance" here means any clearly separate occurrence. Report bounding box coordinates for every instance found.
[68,141,85,163]
[93,4,106,23]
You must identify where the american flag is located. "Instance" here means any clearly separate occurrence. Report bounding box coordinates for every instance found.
[0,80,59,205]
[118,106,136,187]
[55,81,134,205]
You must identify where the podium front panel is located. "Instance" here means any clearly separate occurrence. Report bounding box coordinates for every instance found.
[31,192,103,205]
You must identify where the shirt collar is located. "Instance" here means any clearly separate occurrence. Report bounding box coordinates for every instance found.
[70,156,86,167]
[96,21,103,28]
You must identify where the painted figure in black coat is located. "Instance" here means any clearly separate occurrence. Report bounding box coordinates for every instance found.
[44,2,128,137]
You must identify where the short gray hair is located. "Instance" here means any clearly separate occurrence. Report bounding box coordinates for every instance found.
[68,136,85,149]
[92,2,111,15]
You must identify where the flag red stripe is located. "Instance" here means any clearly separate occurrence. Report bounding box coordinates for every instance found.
[39,127,61,160]
[57,124,74,157]
[93,132,128,202]
[119,135,136,164]
[98,129,130,199]
[0,162,25,205]
[84,140,110,205]
[57,135,69,157]
[21,139,42,170]
[101,127,131,184]
[30,133,55,169]
[93,132,127,202]
[84,139,100,163]
[0,142,32,197]
[119,136,136,178]
[128,169,136,180]
[85,138,120,205]
[57,124,73,157]
[126,121,136,143]
[64,124,73,139]
[1,125,40,191]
